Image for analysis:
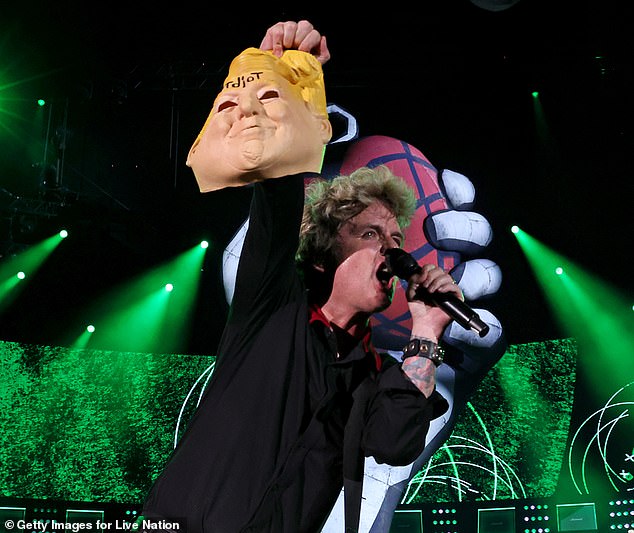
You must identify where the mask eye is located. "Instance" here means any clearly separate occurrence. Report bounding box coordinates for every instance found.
[217,100,237,113]
[259,89,279,101]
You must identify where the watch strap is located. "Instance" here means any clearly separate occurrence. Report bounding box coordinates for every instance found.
[401,337,444,366]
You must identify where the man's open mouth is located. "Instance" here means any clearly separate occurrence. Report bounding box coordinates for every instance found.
[376,263,394,288]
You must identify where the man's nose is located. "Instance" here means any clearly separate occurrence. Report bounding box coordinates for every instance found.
[380,238,399,255]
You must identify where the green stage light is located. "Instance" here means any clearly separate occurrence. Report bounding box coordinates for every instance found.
[59,229,68,238]
[72,326,94,350]
[511,225,520,234]
[555,267,564,275]
[200,240,209,249]
[0,276,22,307]
[513,229,634,394]
[531,89,557,162]
[67,242,209,353]
[0,232,65,311]
[37,98,46,106]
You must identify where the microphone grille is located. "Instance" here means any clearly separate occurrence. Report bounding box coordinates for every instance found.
[384,248,421,279]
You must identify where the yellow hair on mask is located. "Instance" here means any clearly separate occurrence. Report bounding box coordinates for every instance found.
[225,48,327,116]
[193,47,328,143]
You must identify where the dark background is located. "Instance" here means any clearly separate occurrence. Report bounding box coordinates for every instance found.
[0,0,632,353]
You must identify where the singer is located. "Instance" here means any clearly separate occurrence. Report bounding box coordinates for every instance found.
[141,21,463,533]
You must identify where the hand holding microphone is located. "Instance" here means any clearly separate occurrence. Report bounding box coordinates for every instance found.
[385,248,490,337]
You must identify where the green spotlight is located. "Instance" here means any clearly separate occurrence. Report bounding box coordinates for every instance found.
[511,225,520,234]
[200,240,209,249]
[73,241,207,353]
[514,229,634,392]
[72,326,95,349]
[0,233,63,311]
[37,98,46,106]
[59,229,68,238]
[555,267,564,275]
[531,91,539,98]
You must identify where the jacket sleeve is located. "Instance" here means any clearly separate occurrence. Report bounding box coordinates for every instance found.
[216,174,306,362]
[360,362,449,466]
[229,175,305,323]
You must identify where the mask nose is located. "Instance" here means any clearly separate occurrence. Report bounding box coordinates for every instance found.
[238,93,262,117]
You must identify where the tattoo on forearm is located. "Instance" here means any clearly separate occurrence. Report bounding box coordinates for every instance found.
[402,357,435,396]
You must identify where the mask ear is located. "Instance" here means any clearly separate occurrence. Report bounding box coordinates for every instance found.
[319,117,333,145]
[186,137,201,167]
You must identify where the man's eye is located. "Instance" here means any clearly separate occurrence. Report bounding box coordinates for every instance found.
[362,230,377,239]
[259,90,279,101]
[217,100,237,112]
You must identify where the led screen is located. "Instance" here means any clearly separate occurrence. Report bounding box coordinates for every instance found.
[2,336,630,506]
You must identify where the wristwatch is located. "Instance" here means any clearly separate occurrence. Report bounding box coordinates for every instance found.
[401,337,445,367]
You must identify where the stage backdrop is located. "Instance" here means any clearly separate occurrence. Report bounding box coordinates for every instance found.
[1,337,631,510]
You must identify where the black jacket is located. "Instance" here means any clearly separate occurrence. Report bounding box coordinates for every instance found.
[142,174,447,533]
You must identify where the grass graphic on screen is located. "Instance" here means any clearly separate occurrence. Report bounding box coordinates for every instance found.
[0,340,213,503]
[403,338,577,503]
[1,338,576,505]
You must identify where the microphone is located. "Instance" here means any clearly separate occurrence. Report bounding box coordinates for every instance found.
[384,248,490,338]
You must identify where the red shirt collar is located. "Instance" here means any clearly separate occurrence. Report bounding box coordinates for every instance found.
[309,304,382,370]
